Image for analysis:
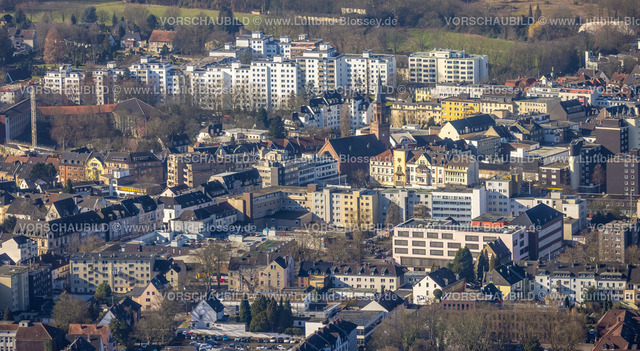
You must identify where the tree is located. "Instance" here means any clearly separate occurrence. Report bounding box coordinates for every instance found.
[195,242,229,292]
[29,163,57,179]
[592,163,605,192]
[528,5,533,19]
[433,289,443,301]
[109,318,133,349]
[70,14,77,25]
[523,335,542,351]
[251,295,268,318]
[44,26,65,64]
[450,247,475,283]
[53,292,91,332]
[412,205,428,220]
[385,202,403,228]
[340,101,351,137]
[278,298,293,332]
[81,6,98,23]
[62,179,75,194]
[239,295,252,326]
[0,27,13,65]
[3,215,17,232]
[146,14,158,30]
[94,282,112,302]
[249,311,270,332]
[370,307,434,351]
[268,116,286,139]
[534,5,542,20]
[218,6,240,34]
[476,252,489,281]
[265,298,278,331]
[254,108,269,129]
[111,12,118,27]
[3,308,13,321]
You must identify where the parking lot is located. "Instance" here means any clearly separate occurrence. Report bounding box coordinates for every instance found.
[179,332,302,351]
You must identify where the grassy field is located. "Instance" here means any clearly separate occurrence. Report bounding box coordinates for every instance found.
[404,29,515,54]
[2,1,260,29]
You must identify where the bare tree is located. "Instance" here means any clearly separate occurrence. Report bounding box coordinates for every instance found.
[340,101,352,137]
[195,241,229,291]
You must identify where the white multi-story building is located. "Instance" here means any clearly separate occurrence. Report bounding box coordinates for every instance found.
[297,43,346,93]
[534,262,628,304]
[235,31,280,57]
[188,57,301,111]
[129,56,183,97]
[255,150,340,187]
[408,49,489,84]
[344,50,396,93]
[43,65,84,104]
[392,218,528,269]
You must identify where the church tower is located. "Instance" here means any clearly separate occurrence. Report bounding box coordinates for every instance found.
[370,75,390,148]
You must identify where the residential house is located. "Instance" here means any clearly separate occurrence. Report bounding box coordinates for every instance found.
[413,267,465,304]
[191,296,225,329]
[131,275,173,311]
[147,30,176,53]
[68,324,116,351]
[227,253,295,293]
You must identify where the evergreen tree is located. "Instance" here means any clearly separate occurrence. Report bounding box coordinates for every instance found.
[265,298,278,332]
[476,252,489,281]
[254,108,269,129]
[240,295,251,326]
[450,247,475,282]
[112,12,118,27]
[217,6,240,34]
[268,116,286,139]
[249,311,269,332]
[251,295,268,317]
[81,6,98,24]
[278,298,294,332]
[0,28,14,65]
[147,14,158,30]
[534,4,542,20]
[118,24,126,40]
[63,179,75,194]
[528,5,533,19]
[94,282,112,302]
[71,14,77,25]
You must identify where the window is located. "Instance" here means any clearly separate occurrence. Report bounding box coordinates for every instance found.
[430,250,444,256]
[430,241,444,248]
[412,249,426,255]
[394,240,408,246]
[412,241,426,247]
[465,235,479,242]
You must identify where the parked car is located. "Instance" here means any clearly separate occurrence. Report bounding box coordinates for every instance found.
[222,335,230,341]
[270,338,277,343]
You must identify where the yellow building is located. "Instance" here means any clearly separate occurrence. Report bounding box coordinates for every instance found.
[332,189,379,230]
[70,252,158,294]
[390,101,441,127]
[415,88,431,102]
[440,98,480,123]
[85,156,105,181]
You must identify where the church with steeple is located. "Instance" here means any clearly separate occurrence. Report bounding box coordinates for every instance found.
[369,75,391,148]
[317,75,390,178]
